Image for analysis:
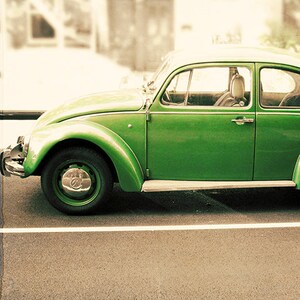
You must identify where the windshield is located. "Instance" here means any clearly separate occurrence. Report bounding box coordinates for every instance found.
[144,56,173,95]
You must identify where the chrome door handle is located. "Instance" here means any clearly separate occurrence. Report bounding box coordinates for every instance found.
[231,117,254,125]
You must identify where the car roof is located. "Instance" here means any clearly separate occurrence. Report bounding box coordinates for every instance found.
[166,46,300,69]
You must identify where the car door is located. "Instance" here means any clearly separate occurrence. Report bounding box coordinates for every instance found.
[147,63,256,181]
[254,64,300,180]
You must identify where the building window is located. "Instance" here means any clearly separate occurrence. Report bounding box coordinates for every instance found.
[31,14,55,38]
[27,1,56,44]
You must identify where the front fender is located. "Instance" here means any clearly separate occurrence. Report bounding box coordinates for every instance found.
[24,120,144,192]
[293,155,300,189]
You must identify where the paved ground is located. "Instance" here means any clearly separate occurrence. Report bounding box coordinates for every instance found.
[0,177,2,296]
[0,176,299,299]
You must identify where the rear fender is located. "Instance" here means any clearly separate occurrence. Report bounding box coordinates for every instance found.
[24,120,144,192]
[293,155,300,189]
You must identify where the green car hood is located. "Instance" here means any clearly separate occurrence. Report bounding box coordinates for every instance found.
[35,89,145,128]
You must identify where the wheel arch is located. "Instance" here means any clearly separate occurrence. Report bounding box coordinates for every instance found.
[24,121,145,192]
[33,139,118,181]
[293,155,300,189]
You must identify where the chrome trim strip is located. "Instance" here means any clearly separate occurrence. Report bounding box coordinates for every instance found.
[256,112,300,116]
[71,110,257,120]
[150,111,255,115]
[142,180,296,192]
[70,110,146,121]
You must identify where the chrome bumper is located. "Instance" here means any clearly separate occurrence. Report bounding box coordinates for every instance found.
[0,137,26,177]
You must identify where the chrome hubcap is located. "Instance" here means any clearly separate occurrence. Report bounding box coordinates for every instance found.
[61,167,92,199]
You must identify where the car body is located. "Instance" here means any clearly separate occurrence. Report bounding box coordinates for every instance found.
[1,46,300,214]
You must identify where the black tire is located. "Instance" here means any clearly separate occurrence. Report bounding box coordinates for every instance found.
[41,147,113,214]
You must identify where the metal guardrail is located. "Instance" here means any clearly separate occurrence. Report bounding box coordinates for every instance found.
[0,111,44,120]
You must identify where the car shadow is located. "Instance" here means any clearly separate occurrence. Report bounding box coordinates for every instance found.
[3,177,298,227]
[202,187,299,212]
[99,185,299,216]
[21,181,299,217]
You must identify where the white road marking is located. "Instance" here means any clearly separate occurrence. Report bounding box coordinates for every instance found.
[0,222,300,234]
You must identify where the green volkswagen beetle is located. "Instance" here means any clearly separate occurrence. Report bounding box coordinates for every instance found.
[1,46,300,214]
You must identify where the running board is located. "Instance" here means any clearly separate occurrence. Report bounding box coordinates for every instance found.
[142,180,296,192]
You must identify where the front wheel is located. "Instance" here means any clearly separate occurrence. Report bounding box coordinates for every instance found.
[41,147,113,214]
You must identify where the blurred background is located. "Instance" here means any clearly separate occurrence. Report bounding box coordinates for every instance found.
[1,0,300,145]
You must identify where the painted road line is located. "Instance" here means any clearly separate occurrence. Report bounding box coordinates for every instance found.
[0,222,300,234]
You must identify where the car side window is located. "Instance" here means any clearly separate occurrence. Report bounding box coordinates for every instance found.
[161,66,251,107]
[260,68,300,108]
[162,70,190,105]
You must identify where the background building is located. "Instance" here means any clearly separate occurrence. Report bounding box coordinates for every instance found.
[5,0,174,70]
[4,0,299,71]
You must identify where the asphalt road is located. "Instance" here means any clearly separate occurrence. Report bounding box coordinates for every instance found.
[0,176,299,299]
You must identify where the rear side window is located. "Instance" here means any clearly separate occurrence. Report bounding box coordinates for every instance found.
[260,68,300,108]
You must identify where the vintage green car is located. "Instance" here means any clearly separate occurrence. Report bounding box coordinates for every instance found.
[1,46,300,214]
